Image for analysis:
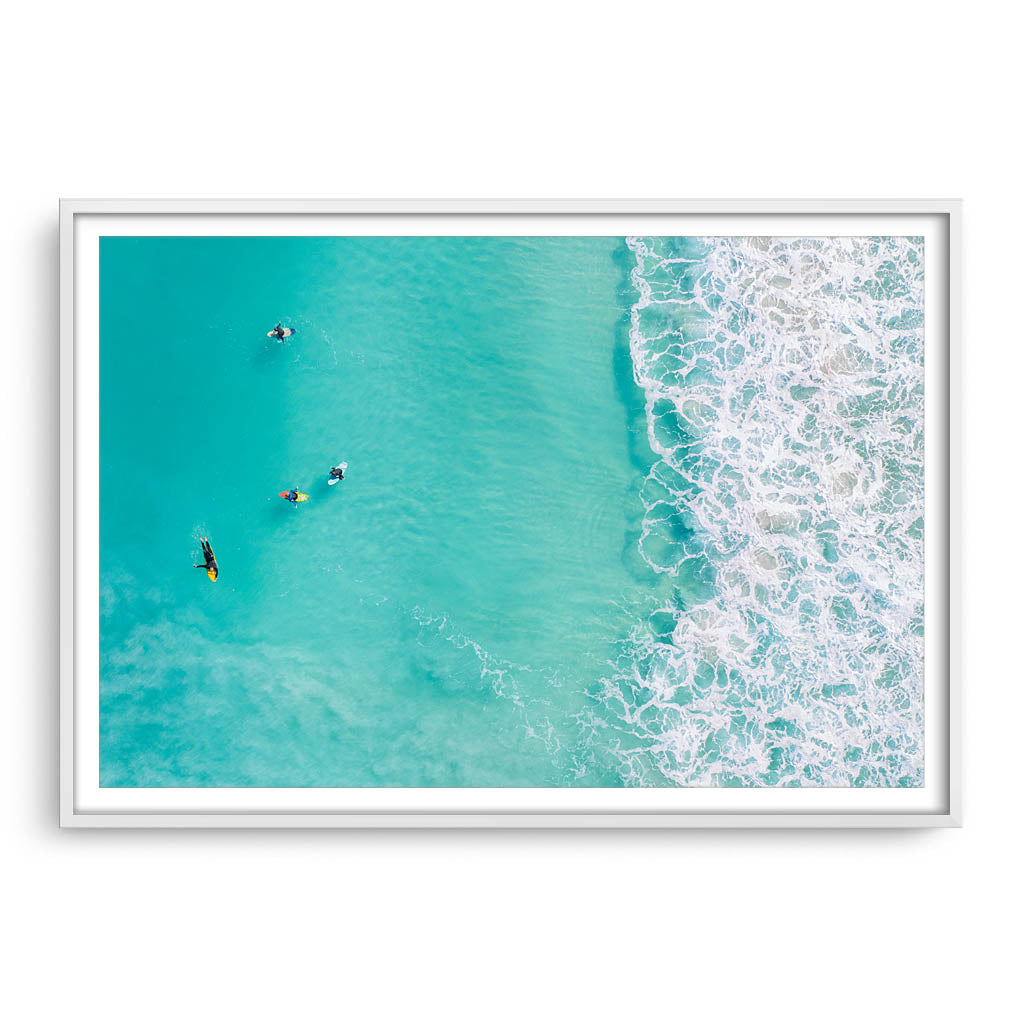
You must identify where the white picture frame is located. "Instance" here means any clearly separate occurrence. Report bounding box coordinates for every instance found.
[60,199,961,828]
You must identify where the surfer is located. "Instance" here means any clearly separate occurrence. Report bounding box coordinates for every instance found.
[329,465,345,482]
[193,537,218,581]
[269,322,292,341]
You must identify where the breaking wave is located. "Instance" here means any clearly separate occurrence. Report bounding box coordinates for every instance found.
[605,235,925,786]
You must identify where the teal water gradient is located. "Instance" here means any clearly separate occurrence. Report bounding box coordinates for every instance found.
[99,236,657,786]
[100,234,926,788]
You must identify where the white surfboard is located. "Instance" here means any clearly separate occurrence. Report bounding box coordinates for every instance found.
[327,460,348,485]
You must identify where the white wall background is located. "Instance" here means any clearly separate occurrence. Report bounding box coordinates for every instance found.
[2,2,1018,1020]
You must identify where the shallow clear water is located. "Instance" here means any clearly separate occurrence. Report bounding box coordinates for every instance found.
[99,234,924,787]
[100,236,654,785]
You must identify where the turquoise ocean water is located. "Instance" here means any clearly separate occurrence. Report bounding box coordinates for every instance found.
[99,234,925,787]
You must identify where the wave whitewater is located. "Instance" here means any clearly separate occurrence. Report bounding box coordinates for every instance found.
[605,235,926,787]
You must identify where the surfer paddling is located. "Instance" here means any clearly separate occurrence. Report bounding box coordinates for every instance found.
[268,322,295,342]
[281,488,306,506]
[193,537,218,581]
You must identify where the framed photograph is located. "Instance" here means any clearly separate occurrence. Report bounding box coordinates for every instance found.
[60,200,960,827]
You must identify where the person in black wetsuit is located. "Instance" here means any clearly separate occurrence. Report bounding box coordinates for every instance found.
[329,465,345,481]
[193,537,218,581]
[271,322,288,341]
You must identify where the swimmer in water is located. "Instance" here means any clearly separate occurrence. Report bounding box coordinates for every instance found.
[193,537,218,581]
[329,465,345,482]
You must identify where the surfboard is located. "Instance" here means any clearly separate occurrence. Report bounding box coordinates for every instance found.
[267,327,296,339]
[327,460,348,486]
[280,491,309,502]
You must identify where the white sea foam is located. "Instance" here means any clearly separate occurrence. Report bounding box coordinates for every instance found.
[611,236,925,786]
[411,606,567,760]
